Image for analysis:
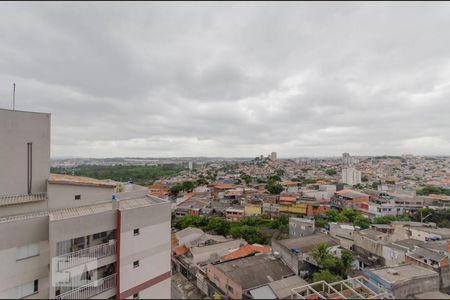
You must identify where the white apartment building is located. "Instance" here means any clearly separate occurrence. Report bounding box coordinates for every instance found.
[270,152,277,161]
[342,167,362,186]
[0,109,171,299]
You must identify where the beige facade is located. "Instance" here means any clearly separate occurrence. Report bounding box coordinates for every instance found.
[0,109,171,299]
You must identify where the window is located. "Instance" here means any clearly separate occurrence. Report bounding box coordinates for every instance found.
[133,260,139,268]
[75,195,81,200]
[133,228,140,236]
[93,232,107,240]
[16,243,40,260]
[227,285,234,293]
[16,279,38,298]
[133,293,139,299]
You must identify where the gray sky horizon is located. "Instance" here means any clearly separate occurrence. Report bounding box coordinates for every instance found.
[1,2,450,158]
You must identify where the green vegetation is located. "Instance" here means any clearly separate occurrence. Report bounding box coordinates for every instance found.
[173,215,289,244]
[373,214,410,224]
[362,175,369,182]
[315,209,371,229]
[325,168,337,176]
[386,180,396,185]
[412,208,450,228]
[311,243,353,281]
[416,185,450,196]
[51,164,185,185]
[312,270,343,283]
[266,176,284,195]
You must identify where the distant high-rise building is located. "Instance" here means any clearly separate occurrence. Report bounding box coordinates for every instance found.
[342,152,354,166]
[188,161,193,170]
[342,167,362,186]
[270,152,277,161]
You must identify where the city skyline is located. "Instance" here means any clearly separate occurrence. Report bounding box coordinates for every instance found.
[1,3,450,157]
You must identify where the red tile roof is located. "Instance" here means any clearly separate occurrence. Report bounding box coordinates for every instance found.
[174,245,189,256]
[279,195,296,202]
[220,244,272,262]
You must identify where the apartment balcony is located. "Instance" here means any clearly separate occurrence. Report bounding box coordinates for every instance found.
[55,273,116,299]
[56,242,116,271]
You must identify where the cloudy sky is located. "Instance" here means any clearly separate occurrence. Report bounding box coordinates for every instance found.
[1,2,450,158]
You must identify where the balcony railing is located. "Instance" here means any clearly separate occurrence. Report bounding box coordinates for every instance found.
[57,241,116,271]
[56,273,116,299]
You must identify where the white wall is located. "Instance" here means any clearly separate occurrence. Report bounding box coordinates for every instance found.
[0,109,50,196]
[0,241,49,299]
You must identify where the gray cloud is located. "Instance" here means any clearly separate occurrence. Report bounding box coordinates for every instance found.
[1,2,450,158]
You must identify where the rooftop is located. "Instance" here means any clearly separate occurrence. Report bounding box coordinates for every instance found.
[220,244,272,262]
[268,275,308,299]
[277,233,338,253]
[391,239,423,251]
[0,192,47,207]
[48,174,116,189]
[212,254,295,291]
[190,239,246,257]
[367,264,438,284]
[335,189,369,199]
[49,196,165,221]
[407,246,447,263]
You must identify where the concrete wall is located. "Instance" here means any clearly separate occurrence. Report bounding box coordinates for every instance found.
[289,218,315,238]
[272,239,300,275]
[0,109,50,196]
[207,263,242,299]
[0,240,49,299]
[382,245,405,266]
[119,202,171,299]
[0,200,49,218]
[47,184,114,210]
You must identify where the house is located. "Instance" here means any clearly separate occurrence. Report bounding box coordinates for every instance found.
[332,189,369,216]
[363,264,440,299]
[226,207,245,222]
[206,254,295,299]
[279,202,307,216]
[405,240,450,288]
[220,244,272,262]
[289,217,315,238]
[247,275,307,299]
[329,222,357,250]
[271,233,338,275]
[353,229,405,268]
[244,204,262,217]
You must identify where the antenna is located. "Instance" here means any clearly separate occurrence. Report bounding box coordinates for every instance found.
[13,82,16,110]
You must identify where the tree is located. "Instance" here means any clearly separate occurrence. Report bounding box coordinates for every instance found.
[340,250,353,275]
[206,218,231,236]
[196,178,208,186]
[169,184,183,197]
[362,175,369,182]
[276,169,286,177]
[353,215,371,229]
[311,243,330,266]
[325,168,337,176]
[267,183,284,195]
[240,226,265,244]
[312,270,343,284]
[182,180,196,192]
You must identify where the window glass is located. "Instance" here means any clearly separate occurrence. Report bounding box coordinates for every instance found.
[16,243,40,260]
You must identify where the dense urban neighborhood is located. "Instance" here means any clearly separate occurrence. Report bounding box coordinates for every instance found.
[52,152,450,299]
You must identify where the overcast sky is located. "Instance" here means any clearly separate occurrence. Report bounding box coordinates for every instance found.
[1,2,450,158]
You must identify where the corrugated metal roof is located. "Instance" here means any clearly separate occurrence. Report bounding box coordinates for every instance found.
[0,193,47,207]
